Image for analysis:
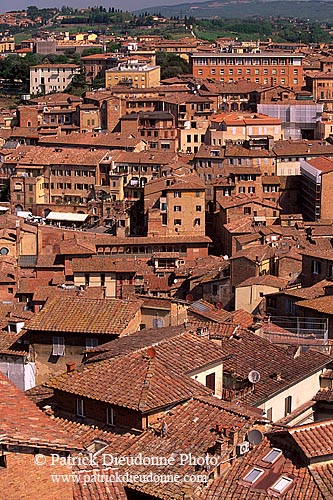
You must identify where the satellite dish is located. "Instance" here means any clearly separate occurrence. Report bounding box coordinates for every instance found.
[223,255,229,260]
[247,429,263,445]
[186,293,194,302]
[248,370,261,384]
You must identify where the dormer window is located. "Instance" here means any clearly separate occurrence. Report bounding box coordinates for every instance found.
[262,448,282,464]
[243,467,264,484]
[271,476,293,494]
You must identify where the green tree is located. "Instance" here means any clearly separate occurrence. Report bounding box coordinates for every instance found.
[156,53,189,80]
[66,67,89,96]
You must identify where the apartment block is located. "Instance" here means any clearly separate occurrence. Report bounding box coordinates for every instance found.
[29,63,80,95]
[190,52,304,89]
[209,112,282,145]
[300,156,333,221]
[145,170,206,238]
[81,52,120,83]
[105,59,160,89]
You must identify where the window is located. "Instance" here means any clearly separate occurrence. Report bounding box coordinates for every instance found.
[248,187,255,194]
[153,317,165,328]
[86,338,98,350]
[174,219,182,226]
[76,398,85,417]
[0,247,9,255]
[52,336,65,356]
[312,260,321,275]
[196,205,202,212]
[106,406,115,425]
[271,477,293,494]
[285,395,292,416]
[206,373,215,392]
[100,273,105,287]
[194,218,201,226]
[263,448,282,463]
[174,205,182,212]
[266,407,273,421]
[243,468,264,484]
[85,273,90,286]
[195,191,201,198]
[244,207,251,215]
[239,187,245,193]
[174,191,182,198]
[286,299,296,315]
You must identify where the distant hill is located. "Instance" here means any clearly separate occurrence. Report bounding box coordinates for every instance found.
[134,0,333,21]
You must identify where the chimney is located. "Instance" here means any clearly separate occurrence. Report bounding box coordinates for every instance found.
[66,362,76,373]
[215,438,224,455]
[229,426,239,447]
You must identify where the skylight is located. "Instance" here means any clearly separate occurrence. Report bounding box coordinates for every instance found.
[271,476,293,493]
[262,448,282,464]
[243,467,264,484]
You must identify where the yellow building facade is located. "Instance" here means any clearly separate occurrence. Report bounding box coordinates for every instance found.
[106,60,160,89]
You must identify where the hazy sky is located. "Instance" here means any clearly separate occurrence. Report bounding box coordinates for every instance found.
[1,0,195,12]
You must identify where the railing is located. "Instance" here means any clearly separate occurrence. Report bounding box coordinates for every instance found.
[262,316,329,349]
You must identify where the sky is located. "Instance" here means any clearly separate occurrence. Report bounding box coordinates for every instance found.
[1,0,197,12]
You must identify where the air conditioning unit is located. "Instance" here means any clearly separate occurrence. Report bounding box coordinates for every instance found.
[236,441,250,455]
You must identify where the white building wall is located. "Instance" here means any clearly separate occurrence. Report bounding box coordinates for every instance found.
[259,370,323,423]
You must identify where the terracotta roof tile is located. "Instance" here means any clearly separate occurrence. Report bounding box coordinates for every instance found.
[295,296,333,314]
[0,371,81,450]
[217,329,330,406]
[289,420,333,459]
[73,469,128,500]
[202,432,324,500]
[47,347,212,412]
[26,297,143,335]
[99,396,265,499]
[237,275,289,288]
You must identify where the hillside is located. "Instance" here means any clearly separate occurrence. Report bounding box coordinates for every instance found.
[134,0,333,21]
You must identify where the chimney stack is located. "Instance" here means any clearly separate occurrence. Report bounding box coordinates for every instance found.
[66,362,76,373]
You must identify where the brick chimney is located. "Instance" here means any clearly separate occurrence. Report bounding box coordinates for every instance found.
[66,362,76,373]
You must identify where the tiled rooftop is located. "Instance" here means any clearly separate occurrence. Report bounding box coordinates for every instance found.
[217,328,330,406]
[0,371,81,451]
[47,346,212,412]
[26,297,143,335]
[289,420,333,459]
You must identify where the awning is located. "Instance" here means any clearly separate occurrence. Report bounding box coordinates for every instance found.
[46,212,88,222]
[16,211,32,218]
[0,206,9,212]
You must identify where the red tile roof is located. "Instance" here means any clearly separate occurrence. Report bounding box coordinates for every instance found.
[295,296,333,315]
[47,348,212,412]
[217,329,330,407]
[73,469,128,500]
[237,275,289,289]
[97,396,265,499]
[26,297,143,336]
[0,371,81,451]
[289,420,333,459]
